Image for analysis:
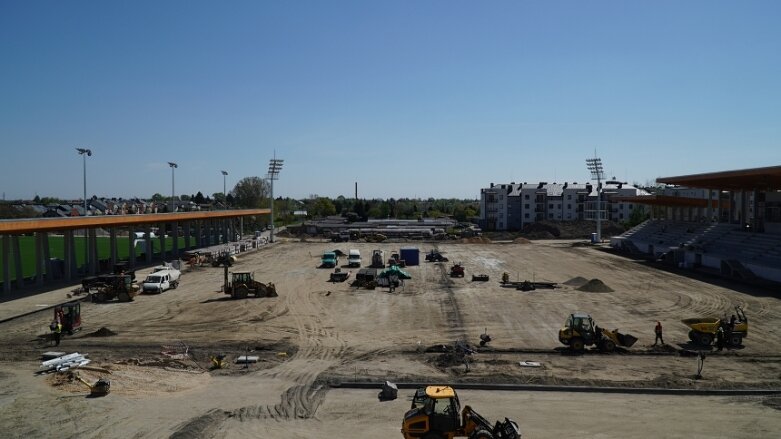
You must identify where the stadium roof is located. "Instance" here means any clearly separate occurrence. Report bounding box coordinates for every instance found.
[656,165,781,190]
[611,195,729,208]
[0,209,269,234]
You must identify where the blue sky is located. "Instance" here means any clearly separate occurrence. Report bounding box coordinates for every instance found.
[1,1,779,201]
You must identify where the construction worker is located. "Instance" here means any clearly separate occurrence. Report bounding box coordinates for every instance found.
[51,320,62,346]
[653,321,664,346]
[715,326,725,351]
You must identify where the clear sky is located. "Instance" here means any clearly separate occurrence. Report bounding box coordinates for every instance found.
[1,1,779,201]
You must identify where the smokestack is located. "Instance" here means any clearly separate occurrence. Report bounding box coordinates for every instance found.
[355,182,358,200]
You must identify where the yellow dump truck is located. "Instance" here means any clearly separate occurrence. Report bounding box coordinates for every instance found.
[682,306,747,346]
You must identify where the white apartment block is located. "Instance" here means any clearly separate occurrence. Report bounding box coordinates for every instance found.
[480,181,650,232]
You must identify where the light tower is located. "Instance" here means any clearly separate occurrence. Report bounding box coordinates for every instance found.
[76,147,92,272]
[168,162,178,213]
[221,170,228,208]
[586,155,605,243]
[267,155,284,243]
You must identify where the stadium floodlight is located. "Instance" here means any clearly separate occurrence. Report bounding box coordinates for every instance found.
[168,162,178,213]
[76,147,93,272]
[267,155,284,243]
[220,170,228,208]
[586,155,605,243]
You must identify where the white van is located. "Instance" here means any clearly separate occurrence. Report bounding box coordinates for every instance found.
[142,269,179,293]
[348,249,362,267]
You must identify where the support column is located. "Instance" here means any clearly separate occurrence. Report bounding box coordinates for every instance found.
[12,235,23,289]
[707,189,713,222]
[752,189,759,231]
[172,221,179,258]
[2,235,10,294]
[109,228,118,266]
[43,232,52,280]
[717,191,723,222]
[35,232,44,287]
[64,230,73,281]
[741,190,747,227]
[184,222,191,250]
[145,226,153,264]
[159,223,167,262]
[128,229,136,270]
[195,220,202,248]
[88,228,98,275]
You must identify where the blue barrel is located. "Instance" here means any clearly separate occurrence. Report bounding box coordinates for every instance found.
[590,233,598,243]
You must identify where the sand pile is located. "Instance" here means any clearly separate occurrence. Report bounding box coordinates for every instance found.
[564,276,589,287]
[576,279,614,293]
[84,327,117,337]
[460,237,492,244]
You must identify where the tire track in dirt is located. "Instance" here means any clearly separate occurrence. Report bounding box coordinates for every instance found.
[170,282,348,438]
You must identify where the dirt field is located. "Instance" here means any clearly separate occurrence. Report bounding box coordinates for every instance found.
[1,239,780,438]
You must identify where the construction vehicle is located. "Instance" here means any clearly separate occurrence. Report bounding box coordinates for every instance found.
[90,274,140,302]
[54,302,82,335]
[401,385,521,439]
[425,250,449,262]
[330,268,351,282]
[450,263,465,278]
[558,312,638,352]
[682,305,748,346]
[224,271,278,299]
[210,251,236,267]
[74,373,111,397]
[347,249,362,267]
[210,354,227,369]
[321,251,338,268]
[371,249,385,268]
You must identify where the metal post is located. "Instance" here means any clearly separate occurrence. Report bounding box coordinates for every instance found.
[268,155,284,243]
[168,162,178,213]
[77,148,92,272]
[586,155,604,242]
[221,170,228,209]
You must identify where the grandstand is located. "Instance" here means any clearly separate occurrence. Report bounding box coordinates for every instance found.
[611,165,781,283]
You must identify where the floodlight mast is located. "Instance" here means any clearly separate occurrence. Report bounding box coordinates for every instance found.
[221,170,228,208]
[168,162,178,213]
[586,156,605,243]
[267,155,284,243]
[76,148,92,273]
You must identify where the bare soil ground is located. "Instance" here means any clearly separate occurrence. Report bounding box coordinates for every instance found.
[0,239,779,438]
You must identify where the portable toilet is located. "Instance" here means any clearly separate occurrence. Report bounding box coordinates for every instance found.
[399,247,420,266]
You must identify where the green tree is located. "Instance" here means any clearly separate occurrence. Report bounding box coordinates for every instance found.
[151,193,164,202]
[232,177,268,208]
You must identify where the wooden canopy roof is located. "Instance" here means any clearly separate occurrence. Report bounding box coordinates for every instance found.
[656,165,781,190]
[0,209,269,234]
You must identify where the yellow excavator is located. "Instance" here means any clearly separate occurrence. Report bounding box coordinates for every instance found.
[401,385,521,439]
[558,312,638,352]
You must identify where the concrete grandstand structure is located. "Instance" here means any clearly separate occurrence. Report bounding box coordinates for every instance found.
[0,209,268,294]
[611,165,781,283]
[479,181,650,231]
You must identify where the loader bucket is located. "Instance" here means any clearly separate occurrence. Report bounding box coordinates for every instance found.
[616,332,638,348]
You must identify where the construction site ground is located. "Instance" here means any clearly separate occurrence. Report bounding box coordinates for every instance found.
[0,239,779,438]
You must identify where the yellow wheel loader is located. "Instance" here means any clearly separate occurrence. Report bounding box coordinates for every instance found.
[558,312,638,352]
[401,386,521,439]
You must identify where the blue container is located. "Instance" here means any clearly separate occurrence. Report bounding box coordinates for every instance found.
[399,247,420,266]
[590,232,598,244]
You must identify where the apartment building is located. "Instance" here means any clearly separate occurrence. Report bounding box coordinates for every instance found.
[480,181,650,231]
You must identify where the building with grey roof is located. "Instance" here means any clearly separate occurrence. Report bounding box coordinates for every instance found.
[480,181,651,231]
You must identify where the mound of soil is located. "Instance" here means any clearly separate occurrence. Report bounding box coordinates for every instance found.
[84,327,117,337]
[459,237,492,244]
[576,279,614,293]
[519,220,626,240]
[513,237,530,244]
[563,276,589,287]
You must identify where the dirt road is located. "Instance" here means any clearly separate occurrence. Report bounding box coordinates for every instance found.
[0,239,779,438]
